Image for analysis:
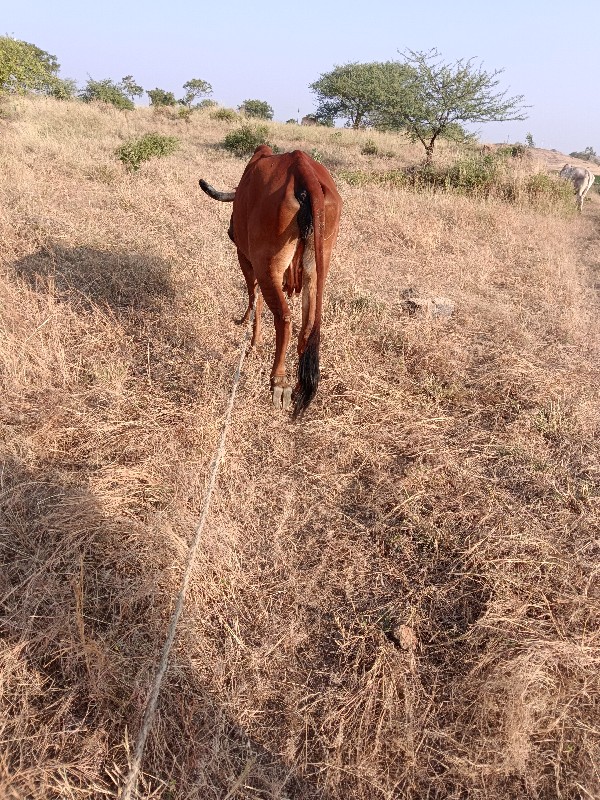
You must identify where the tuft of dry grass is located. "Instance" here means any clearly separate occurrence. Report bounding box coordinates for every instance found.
[1,96,599,799]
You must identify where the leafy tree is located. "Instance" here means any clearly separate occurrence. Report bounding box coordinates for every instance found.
[238,99,274,120]
[80,78,134,110]
[0,35,61,95]
[121,75,143,101]
[525,132,535,148]
[379,49,528,163]
[180,78,212,107]
[309,61,412,129]
[147,87,177,107]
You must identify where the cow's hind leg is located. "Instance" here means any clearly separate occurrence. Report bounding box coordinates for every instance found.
[237,251,264,347]
[260,279,293,411]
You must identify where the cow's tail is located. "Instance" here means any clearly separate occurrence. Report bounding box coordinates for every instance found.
[293,153,327,419]
[199,179,236,202]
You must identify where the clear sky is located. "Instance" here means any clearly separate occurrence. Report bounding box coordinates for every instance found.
[5,0,599,153]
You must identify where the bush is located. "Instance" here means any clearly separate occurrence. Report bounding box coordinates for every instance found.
[496,143,526,159]
[211,107,239,122]
[116,132,179,172]
[525,173,575,207]
[361,138,379,155]
[338,156,574,211]
[238,99,274,120]
[222,124,270,157]
[177,107,193,123]
[47,77,77,100]
[147,88,177,107]
[80,78,134,110]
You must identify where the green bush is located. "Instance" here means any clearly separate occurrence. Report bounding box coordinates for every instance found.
[222,124,270,157]
[116,132,179,172]
[238,99,274,120]
[147,88,176,107]
[211,107,239,122]
[81,78,134,110]
[47,77,77,100]
[361,138,379,155]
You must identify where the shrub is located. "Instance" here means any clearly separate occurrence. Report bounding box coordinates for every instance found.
[47,77,77,100]
[496,142,526,159]
[197,98,217,109]
[361,138,379,156]
[147,88,177,107]
[222,124,270,157]
[116,132,179,172]
[177,107,193,123]
[80,78,134,110]
[285,118,298,124]
[238,99,274,120]
[211,107,239,122]
[525,173,575,208]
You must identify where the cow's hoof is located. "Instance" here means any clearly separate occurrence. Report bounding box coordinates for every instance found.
[272,384,293,410]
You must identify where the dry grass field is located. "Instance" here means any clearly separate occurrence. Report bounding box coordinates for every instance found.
[1,96,599,799]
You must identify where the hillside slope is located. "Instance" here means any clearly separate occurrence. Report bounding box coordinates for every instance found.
[1,97,599,800]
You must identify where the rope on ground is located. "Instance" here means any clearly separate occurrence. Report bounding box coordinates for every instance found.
[119,300,257,800]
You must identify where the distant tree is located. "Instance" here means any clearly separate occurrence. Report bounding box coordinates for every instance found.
[80,78,134,110]
[121,75,143,101]
[0,35,61,95]
[378,49,529,164]
[197,98,217,109]
[147,88,177,107]
[569,145,599,164]
[525,132,535,148]
[238,99,274,120]
[309,61,412,129]
[179,78,212,107]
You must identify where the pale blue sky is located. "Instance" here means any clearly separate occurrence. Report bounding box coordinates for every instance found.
[5,0,598,153]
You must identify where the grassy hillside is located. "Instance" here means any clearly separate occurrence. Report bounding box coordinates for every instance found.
[1,96,599,799]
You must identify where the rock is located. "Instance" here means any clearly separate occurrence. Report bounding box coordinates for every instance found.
[401,288,455,319]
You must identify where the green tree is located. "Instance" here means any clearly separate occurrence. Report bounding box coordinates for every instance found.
[147,88,177,107]
[238,99,274,120]
[121,75,143,101]
[180,78,212,107]
[80,78,134,110]
[0,35,61,95]
[309,61,412,129]
[379,49,528,163]
[525,132,535,148]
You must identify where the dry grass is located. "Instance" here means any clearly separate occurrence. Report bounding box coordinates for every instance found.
[1,96,599,799]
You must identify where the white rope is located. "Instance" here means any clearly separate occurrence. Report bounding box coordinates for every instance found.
[119,300,257,800]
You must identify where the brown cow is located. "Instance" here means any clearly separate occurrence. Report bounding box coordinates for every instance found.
[200,145,342,417]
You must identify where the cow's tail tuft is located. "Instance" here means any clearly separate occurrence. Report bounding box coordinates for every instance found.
[293,327,320,419]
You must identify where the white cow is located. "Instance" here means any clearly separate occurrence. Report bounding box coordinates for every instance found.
[559,164,595,212]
